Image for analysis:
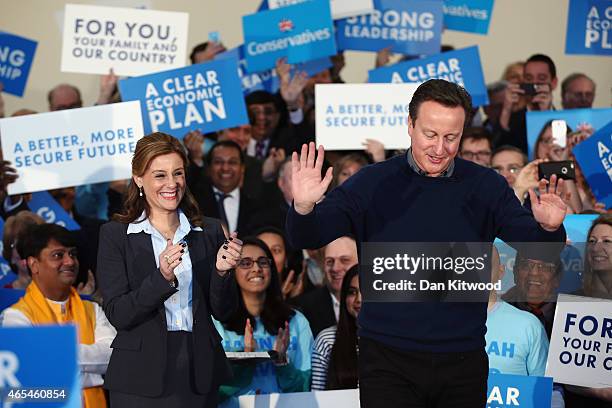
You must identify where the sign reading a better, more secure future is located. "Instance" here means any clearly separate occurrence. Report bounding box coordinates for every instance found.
[0,101,144,195]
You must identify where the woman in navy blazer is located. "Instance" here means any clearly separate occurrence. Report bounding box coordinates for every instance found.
[97,132,241,407]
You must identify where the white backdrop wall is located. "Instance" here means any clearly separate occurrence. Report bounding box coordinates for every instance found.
[1,0,610,115]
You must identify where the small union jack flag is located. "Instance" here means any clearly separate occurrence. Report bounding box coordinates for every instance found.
[278,19,294,32]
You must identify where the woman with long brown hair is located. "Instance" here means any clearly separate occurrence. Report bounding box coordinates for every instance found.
[565,214,612,407]
[97,132,241,407]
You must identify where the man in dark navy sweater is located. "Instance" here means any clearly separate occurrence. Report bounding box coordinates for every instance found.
[286,80,568,407]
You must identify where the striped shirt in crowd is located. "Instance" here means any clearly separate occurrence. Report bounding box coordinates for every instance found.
[311,326,337,390]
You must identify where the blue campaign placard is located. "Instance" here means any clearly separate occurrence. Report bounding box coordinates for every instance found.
[487,373,553,408]
[442,0,494,35]
[0,326,81,407]
[565,0,612,56]
[0,31,38,97]
[526,107,612,160]
[242,0,336,73]
[336,0,443,56]
[119,58,249,138]
[573,120,612,208]
[368,46,488,106]
[26,192,81,231]
[216,46,331,96]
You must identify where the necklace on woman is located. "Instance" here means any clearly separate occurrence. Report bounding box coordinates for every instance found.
[151,220,180,242]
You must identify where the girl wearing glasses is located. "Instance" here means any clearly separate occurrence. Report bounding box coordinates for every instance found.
[213,237,313,407]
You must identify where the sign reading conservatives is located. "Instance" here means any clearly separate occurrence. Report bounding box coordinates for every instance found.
[242,0,336,73]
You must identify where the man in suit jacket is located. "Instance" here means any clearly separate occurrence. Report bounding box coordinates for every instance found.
[292,236,358,337]
[191,141,262,235]
[97,216,238,402]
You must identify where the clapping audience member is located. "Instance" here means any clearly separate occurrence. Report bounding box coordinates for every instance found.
[293,236,358,337]
[213,237,313,407]
[1,223,116,408]
[311,265,360,390]
[565,214,612,407]
[2,211,44,289]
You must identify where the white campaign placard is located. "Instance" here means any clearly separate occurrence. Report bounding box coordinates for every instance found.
[239,389,359,408]
[61,4,188,76]
[0,101,144,195]
[315,83,418,150]
[545,294,612,388]
[268,0,374,20]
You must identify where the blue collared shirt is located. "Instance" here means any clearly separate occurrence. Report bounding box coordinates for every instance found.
[127,211,202,332]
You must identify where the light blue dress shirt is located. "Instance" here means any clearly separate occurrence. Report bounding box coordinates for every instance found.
[127,210,202,332]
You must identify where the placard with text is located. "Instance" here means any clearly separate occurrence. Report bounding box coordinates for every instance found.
[60,4,188,76]
[0,101,144,195]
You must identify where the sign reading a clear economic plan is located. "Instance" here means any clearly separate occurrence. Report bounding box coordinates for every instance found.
[267,0,375,20]
[525,107,612,159]
[0,101,144,196]
[368,46,488,107]
[565,0,612,56]
[0,326,81,407]
[486,373,553,408]
[61,4,189,76]
[335,0,443,56]
[0,32,37,97]
[443,0,495,35]
[242,0,336,73]
[545,294,612,388]
[119,58,248,138]
[573,120,612,208]
[316,83,418,150]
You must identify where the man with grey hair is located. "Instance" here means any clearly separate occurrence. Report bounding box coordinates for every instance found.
[561,73,596,109]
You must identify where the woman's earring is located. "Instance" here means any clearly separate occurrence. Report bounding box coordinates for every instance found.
[139,186,143,197]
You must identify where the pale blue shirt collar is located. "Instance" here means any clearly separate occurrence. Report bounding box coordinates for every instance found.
[127,210,202,238]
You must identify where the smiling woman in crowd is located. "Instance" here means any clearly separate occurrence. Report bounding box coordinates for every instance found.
[565,214,612,406]
[213,237,313,408]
